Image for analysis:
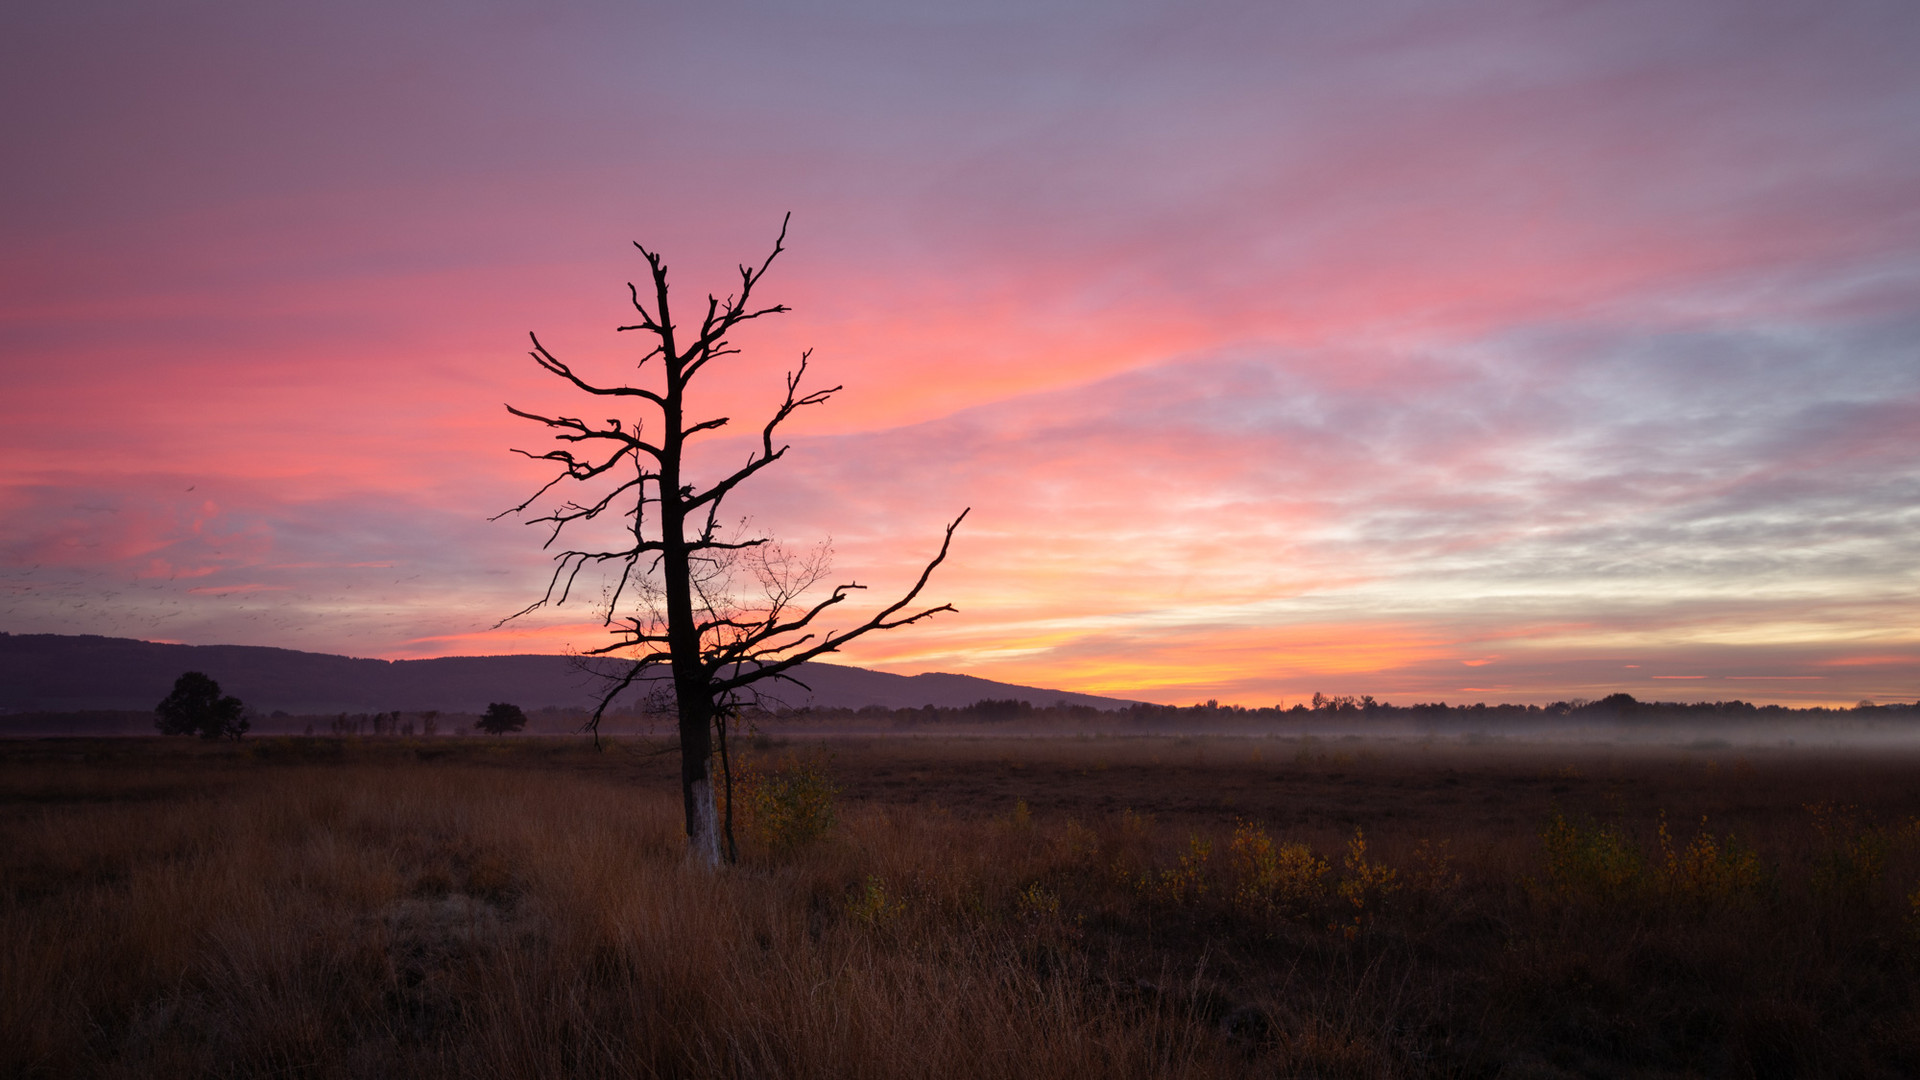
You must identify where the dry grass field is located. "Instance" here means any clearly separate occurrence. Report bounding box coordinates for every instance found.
[5,733,1920,1078]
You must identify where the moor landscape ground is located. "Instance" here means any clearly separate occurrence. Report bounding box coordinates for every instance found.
[5,733,1920,1078]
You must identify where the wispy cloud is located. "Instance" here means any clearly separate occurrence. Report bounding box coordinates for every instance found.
[1,1,1916,704]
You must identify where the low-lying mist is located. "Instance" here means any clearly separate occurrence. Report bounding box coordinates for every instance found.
[8,692,1917,750]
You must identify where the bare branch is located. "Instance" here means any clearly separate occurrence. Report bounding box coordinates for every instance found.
[685,351,838,513]
[581,652,672,748]
[623,280,661,330]
[529,334,666,407]
[711,509,968,692]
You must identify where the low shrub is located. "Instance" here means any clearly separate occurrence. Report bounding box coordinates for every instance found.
[1655,812,1767,902]
[1538,806,1642,902]
[1806,801,1893,901]
[1225,820,1328,917]
[733,752,839,854]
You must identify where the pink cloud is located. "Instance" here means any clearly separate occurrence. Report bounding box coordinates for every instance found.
[2,2,1917,707]
[185,584,289,596]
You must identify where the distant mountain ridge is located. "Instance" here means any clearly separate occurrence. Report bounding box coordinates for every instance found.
[0,633,1135,715]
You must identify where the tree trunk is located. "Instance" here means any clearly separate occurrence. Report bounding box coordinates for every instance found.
[657,334,723,868]
[677,689,721,867]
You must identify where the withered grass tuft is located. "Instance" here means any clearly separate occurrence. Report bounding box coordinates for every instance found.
[4,735,1920,1077]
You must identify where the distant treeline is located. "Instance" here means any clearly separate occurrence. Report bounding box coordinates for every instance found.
[759,692,1920,727]
[7,692,1918,738]
[0,707,555,738]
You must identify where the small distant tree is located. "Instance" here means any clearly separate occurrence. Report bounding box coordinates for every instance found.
[154,672,250,741]
[479,702,528,735]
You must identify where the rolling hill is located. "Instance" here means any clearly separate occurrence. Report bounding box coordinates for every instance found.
[0,633,1134,716]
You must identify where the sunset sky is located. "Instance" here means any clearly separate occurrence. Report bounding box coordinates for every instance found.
[3,1,1917,706]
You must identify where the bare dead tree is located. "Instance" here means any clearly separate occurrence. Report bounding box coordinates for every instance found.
[497,215,966,867]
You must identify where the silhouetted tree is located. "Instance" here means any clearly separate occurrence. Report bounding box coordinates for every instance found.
[154,672,249,741]
[478,702,528,735]
[499,216,965,867]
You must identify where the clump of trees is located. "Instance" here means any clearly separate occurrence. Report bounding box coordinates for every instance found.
[154,672,250,740]
[478,702,528,735]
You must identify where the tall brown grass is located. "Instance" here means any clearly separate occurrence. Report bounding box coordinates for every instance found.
[5,737,1920,1077]
[3,750,1225,1078]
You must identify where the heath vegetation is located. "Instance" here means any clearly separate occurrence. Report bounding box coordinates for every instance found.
[4,735,1920,1077]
